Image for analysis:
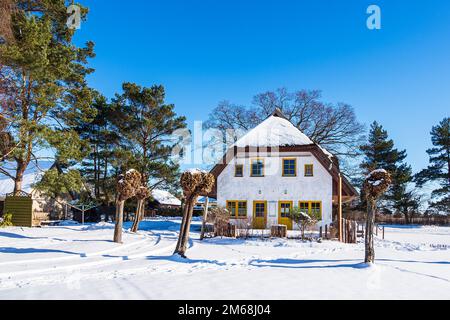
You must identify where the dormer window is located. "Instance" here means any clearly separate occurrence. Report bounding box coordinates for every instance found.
[235,165,244,177]
[251,158,264,177]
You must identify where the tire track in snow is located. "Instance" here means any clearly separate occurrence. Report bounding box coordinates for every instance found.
[0,234,175,283]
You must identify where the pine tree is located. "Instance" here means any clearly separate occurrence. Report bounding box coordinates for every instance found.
[75,93,121,205]
[0,0,96,194]
[390,164,421,222]
[112,83,187,190]
[360,122,417,220]
[415,118,450,213]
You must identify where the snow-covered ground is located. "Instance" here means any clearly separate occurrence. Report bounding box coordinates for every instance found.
[0,219,449,300]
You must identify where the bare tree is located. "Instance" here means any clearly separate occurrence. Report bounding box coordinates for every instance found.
[174,170,214,258]
[205,88,365,161]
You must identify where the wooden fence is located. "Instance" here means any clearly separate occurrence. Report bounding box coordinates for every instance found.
[375,215,449,226]
[342,219,357,244]
[344,211,449,226]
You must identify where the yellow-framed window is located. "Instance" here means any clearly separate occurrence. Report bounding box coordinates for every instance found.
[235,164,244,177]
[298,201,322,221]
[279,201,293,218]
[299,201,309,215]
[310,201,322,220]
[226,200,248,219]
[251,158,265,177]
[253,201,267,218]
[305,164,314,177]
[226,201,236,217]
[282,158,297,177]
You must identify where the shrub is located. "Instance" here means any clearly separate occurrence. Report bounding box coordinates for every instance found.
[290,207,318,240]
[0,213,13,228]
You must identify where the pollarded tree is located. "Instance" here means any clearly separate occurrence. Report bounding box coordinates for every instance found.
[364,169,391,263]
[415,118,450,213]
[0,0,96,194]
[175,170,214,258]
[130,186,151,233]
[359,122,416,220]
[114,169,142,243]
[112,83,187,191]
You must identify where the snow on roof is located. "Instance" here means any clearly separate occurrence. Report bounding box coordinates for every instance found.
[233,113,334,160]
[234,115,314,148]
[151,189,181,206]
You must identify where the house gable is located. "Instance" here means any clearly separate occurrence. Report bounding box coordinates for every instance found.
[204,109,358,201]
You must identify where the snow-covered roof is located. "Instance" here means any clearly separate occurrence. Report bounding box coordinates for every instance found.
[235,114,314,148]
[151,189,181,206]
[234,111,333,159]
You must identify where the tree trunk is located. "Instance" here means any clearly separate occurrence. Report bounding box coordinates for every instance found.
[404,211,410,224]
[365,200,376,263]
[113,200,125,243]
[13,161,26,195]
[174,194,196,257]
[131,199,145,233]
[130,200,141,233]
[200,197,209,240]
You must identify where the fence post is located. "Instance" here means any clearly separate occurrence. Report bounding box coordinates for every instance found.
[382,226,385,240]
[320,226,323,239]
[325,224,328,240]
[344,220,347,243]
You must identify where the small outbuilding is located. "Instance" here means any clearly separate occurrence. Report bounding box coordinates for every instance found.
[147,189,182,216]
[0,162,71,226]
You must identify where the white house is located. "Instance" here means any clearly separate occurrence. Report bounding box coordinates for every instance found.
[205,109,358,230]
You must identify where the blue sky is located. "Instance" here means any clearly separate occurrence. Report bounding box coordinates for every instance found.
[74,0,450,172]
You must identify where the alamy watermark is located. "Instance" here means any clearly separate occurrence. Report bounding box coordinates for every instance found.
[67,4,82,30]
[367,5,382,30]
[170,121,282,168]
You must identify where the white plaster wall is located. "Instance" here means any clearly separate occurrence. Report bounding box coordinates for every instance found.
[217,152,333,229]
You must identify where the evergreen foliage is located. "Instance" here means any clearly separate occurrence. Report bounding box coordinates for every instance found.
[415,118,450,213]
[359,122,418,220]
[111,83,187,190]
[0,0,95,196]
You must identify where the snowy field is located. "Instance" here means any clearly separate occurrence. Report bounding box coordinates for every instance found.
[0,218,449,300]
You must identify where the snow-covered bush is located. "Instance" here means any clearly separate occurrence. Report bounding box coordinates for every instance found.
[290,207,318,240]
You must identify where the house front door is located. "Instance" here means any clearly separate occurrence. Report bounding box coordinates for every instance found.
[278,201,293,230]
[253,201,267,229]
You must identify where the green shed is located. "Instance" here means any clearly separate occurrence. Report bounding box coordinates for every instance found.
[4,191,33,227]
